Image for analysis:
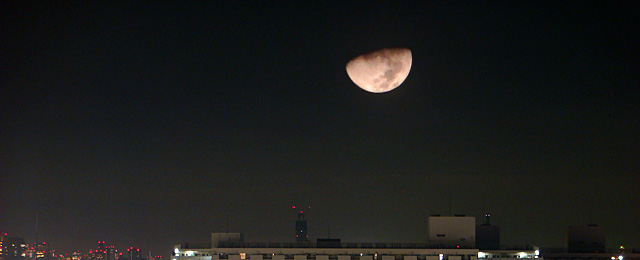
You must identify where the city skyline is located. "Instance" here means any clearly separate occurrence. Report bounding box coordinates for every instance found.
[0,233,161,260]
[1,1,638,258]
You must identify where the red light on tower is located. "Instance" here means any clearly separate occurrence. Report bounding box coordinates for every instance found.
[292,206,295,209]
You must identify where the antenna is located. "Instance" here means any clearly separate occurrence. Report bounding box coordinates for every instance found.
[225,215,229,233]
[448,192,452,216]
[35,212,39,248]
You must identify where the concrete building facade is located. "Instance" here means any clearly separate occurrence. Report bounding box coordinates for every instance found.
[173,236,481,260]
[428,216,476,249]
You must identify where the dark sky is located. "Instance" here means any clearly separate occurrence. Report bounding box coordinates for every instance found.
[2,1,639,257]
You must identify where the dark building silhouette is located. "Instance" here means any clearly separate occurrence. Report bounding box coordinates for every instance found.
[295,210,309,242]
[567,224,605,253]
[125,247,142,260]
[476,214,500,250]
[316,239,341,248]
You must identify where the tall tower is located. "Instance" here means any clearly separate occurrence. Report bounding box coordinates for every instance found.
[292,206,309,242]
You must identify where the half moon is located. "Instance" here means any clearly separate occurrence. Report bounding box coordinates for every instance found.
[346,48,412,93]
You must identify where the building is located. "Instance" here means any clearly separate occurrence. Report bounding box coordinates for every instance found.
[71,251,83,260]
[125,247,142,260]
[1,233,7,260]
[540,225,640,260]
[174,233,480,260]
[295,212,308,243]
[35,242,49,260]
[212,234,244,248]
[476,215,500,250]
[4,237,26,260]
[477,248,539,260]
[428,215,476,249]
[172,214,545,260]
[566,225,605,253]
[541,248,640,260]
[88,242,105,260]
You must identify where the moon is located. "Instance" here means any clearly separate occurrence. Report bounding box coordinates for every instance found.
[346,48,412,93]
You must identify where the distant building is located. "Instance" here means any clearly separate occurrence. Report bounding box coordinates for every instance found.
[88,242,105,260]
[478,247,539,260]
[35,242,49,260]
[428,215,476,248]
[476,215,500,250]
[541,249,640,260]
[566,225,605,253]
[125,247,142,260]
[293,207,309,243]
[315,239,340,248]
[175,232,480,260]
[1,232,7,260]
[539,225,640,260]
[4,237,26,260]
[173,215,548,260]
[71,251,83,260]
[211,233,244,248]
[106,246,117,260]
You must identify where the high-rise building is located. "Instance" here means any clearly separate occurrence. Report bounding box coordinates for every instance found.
[293,207,309,243]
[105,246,117,260]
[125,247,141,260]
[4,237,26,260]
[35,242,48,260]
[0,232,7,260]
[88,242,107,260]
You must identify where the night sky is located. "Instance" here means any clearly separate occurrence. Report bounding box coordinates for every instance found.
[2,1,639,257]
